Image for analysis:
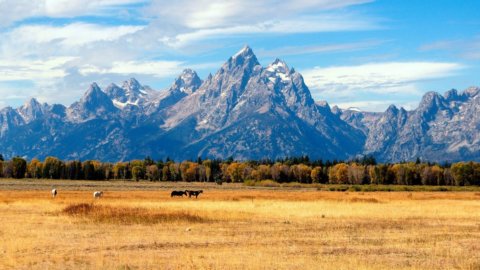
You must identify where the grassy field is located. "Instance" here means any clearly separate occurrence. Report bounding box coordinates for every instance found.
[0,180,479,269]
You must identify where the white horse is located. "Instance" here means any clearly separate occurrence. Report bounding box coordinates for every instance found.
[51,189,57,198]
[93,191,103,198]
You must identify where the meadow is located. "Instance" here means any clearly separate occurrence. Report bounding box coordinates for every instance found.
[0,179,479,269]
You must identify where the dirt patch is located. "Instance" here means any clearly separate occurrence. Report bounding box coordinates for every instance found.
[62,203,209,224]
[349,197,381,203]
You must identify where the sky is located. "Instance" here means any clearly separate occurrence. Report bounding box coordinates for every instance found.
[0,0,478,112]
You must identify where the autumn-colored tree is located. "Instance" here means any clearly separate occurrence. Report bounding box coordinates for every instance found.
[27,158,43,179]
[113,162,128,179]
[451,162,473,186]
[310,166,325,183]
[184,163,198,182]
[368,164,391,184]
[203,160,212,182]
[348,163,366,184]
[443,168,454,186]
[256,165,272,180]
[329,163,348,184]
[197,165,207,182]
[131,166,144,181]
[169,162,181,181]
[421,165,444,185]
[162,164,171,181]
[12,157,27,179]
[221,163,230,182]
[290,164,312,183]
[102,163,113,180]
[43,157,64,179]
[146,165,160,181]
[271,163,290,182]
[227,162,248,182]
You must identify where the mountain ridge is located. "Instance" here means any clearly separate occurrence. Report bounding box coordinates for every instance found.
[0,46,479,162]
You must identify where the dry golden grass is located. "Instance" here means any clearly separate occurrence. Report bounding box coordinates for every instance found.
[62,203,208,224]
[0,181,479,269]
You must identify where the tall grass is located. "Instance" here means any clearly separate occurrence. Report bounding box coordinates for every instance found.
[62,203,208,224]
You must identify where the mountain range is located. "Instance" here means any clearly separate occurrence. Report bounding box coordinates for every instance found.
[0,46,479,162]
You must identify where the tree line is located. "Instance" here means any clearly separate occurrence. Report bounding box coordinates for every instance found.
[0,154,479,186]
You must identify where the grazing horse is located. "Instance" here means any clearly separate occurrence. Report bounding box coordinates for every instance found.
[51,189,57,198]
[93,191,103,198]
[187,190,203,198]
[171,190,188,197]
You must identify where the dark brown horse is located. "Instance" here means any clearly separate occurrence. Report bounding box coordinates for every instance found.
[187,190,203,198]
[171,190,188,197]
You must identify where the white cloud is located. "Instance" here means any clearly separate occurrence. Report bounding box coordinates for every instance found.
[79,60,185,78]
[0,0,145,26]
[302,62,464,94]
[0,57,75,81]
[147,0,373,29]
[302,61,464,112]
[0,0,381,108]
[165,16,378,48]
[43,0,145,17]
[6,23,144,48]
[145,0,378,48]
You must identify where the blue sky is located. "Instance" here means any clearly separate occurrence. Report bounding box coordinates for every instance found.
[0,0,478,111]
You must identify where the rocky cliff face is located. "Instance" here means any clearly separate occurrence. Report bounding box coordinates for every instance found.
[0,46,478,162]
[337,87,480,162]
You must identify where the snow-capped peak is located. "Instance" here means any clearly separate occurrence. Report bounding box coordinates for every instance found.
[104,78,153,109]
[266,58,290,74]
[265,58,291,83]
[172,69,202,95]
[122,78,143,94]
[233,45,254,58]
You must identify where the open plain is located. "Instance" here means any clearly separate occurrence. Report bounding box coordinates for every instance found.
[0,179,479,269]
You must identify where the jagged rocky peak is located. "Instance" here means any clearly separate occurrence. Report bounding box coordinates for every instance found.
[83,83,103,99]
[417,91,445,115]
[104,83,122,95]
[172,69,202,94]
[77,83,115,111]
[105,78,152,108]
[463,86,480,97]
[330,105,341,114]
[267,58,290,73]
[225,45,260,71]
[265,58,292,82]
[122,78,142,92]
[23,97,41,107]
[316,100,330,108]
[444,89,460,100]
[385,104,399,115]
[66,83,117,122]
[20,97,43,112]
[49,104,66,117]
[17,97,45,122]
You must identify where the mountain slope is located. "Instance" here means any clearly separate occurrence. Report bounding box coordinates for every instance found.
[337,87,480,162]
[0,46,478,162]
